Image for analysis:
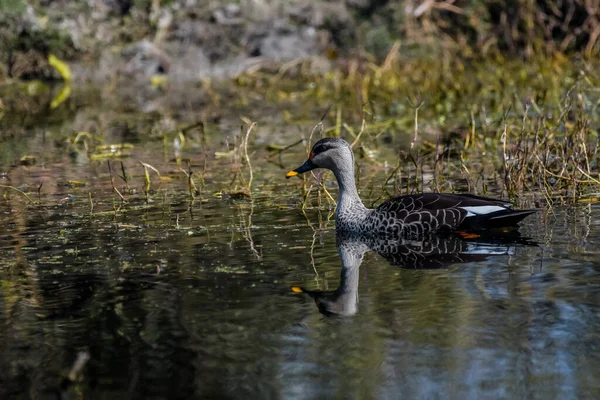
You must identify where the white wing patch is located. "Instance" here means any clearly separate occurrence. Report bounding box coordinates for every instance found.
[460,205,507,217]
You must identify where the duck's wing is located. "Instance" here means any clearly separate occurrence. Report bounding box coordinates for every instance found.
[377,193,512,212]
[374,193,472,233]
[374,193,535,234]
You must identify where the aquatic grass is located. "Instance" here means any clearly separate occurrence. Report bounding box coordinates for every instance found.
[140,161,172,191]
[0,183,37,204]
[235,200,262,261]
[240,46,596,129]
[498,104,600,204]
[241,120,256,191]
[242,48,600,206]
[301,207,336,286]
[90,143,134,160]
[107,161,126,202]
[118,161,132,194]
[3,49,599,211]
[217,119,257,198]
[266,139,304,168]
[294,110,338,211]
[180,165,200,199]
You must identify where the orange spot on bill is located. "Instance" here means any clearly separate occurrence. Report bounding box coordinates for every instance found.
[290,286,304,293]
[286,170,299,178]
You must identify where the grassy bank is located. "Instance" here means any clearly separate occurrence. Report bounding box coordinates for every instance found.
[236,50,600,205]
[1,1,600,208]
[1,53,599,208]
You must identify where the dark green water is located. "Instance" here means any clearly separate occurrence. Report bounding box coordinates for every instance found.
[1,88,600,399]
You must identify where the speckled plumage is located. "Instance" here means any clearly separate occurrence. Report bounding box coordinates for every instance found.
[287,138,535,238]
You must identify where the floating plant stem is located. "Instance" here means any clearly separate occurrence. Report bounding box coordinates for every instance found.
[180,164,199,198]
[119,162,131,192]
[307,106,330,152]
[0,184,36,204]
[350,118,366,149]
[407,94,424,150]
[37,181,43,203]
[242,121,257,191]
[107,161,126,202]
[268,139,304,167]
[141,164,150,192]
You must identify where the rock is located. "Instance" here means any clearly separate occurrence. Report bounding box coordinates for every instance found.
[167,42,212,81]
[89,0,132,18]
[258,29,319,61]
[0,0,357,82]
[212,3,243,25]
[121,40,171,77]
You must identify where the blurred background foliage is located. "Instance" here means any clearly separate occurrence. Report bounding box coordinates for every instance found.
[0,0,598,82]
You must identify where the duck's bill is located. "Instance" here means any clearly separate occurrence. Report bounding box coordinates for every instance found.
[286,159,316,178]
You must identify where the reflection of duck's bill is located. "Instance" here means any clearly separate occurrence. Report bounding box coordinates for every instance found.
[291,286,324,302]
[291,286,319,298]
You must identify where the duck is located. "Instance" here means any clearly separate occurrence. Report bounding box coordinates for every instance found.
[286,137,536,238]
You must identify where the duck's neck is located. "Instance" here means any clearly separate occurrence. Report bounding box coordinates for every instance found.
[331,165,370,230]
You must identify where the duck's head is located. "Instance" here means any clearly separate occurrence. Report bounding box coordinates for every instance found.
[286,137,353,178]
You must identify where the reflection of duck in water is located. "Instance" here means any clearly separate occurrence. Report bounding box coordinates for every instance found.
[286,138,536,237]
[292,230,535,317]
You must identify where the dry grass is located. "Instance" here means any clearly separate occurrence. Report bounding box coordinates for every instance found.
[244,47,600,207]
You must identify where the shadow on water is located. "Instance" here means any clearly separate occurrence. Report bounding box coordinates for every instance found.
[292,229,538,317]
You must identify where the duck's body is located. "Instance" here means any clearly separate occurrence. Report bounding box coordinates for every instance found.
[287,138,535,238]
[342,192,535,237]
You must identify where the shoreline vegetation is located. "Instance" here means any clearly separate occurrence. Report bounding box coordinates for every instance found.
[1,0,598,82]
[0,0,599,208]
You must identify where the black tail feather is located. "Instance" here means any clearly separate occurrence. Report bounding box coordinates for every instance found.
[460,209,537,230]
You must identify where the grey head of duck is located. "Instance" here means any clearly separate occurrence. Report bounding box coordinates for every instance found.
[286,137,355,179]
[287,138,371,232]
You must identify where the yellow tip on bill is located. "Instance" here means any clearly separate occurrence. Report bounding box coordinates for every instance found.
[290,286,303,293]
[286,170,299,178]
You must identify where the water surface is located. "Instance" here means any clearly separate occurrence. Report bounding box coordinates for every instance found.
[0,90,599,400]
